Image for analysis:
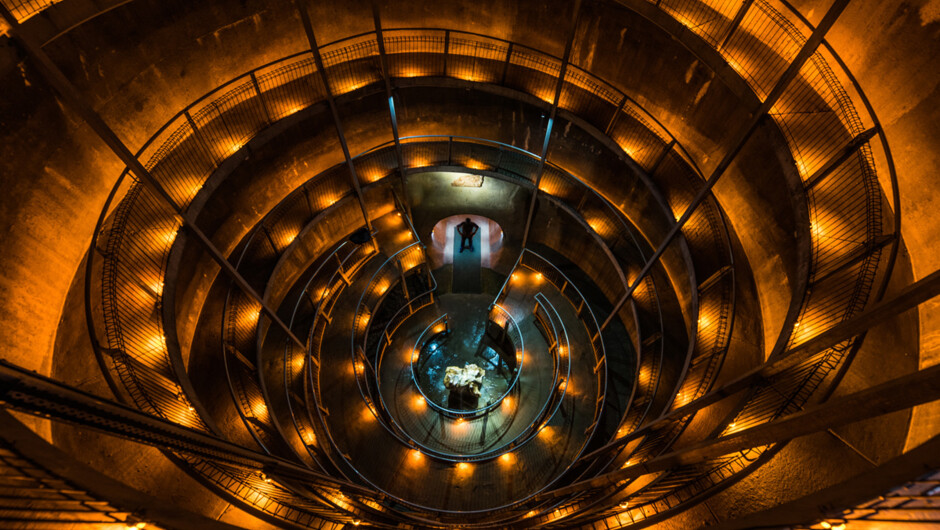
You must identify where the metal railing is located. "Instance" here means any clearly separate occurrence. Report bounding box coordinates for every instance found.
[76,15,891,528]
[88,26,714,452]
[521,0,898,523]
[408,306,525,421]
[1,0,57,21]
[219,173,360,466]
[503,250,609,439]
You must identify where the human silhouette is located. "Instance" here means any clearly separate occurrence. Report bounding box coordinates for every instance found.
[457,218,480,253]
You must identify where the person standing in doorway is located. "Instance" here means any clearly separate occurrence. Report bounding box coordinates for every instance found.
[457,217,480,253]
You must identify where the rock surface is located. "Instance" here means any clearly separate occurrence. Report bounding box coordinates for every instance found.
[443,364,485,397]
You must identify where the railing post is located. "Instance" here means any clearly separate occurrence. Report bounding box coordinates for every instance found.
[605,95,627,136]
[719,0,756,50]
[443,30,451,76]
[261,225,279,255]
[500,42,514,85]
[648,139,677,176]
[249,71,274,124]
[302,184,316,218]
[184,109,218,164]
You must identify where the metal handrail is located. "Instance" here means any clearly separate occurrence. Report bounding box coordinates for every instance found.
[409,305,525,420]
[74,17,894,526]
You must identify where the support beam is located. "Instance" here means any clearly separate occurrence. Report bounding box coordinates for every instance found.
[0,5,308,352]
[293,0,373,234]
[583,265,940,462]
[550,359,940,498]
[599,0,852,331]
[647,139,677,177]
[519,0,583,250]
[0,410,244,530]
[719,0,755,49]
[804,126,879,190]
[372,3,412,221]
[712,434,940,529]
[0,359,370,495]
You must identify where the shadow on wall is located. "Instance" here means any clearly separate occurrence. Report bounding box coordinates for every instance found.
[428,214,504,268]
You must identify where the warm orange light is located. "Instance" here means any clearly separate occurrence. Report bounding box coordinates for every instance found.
[410,449,423,461]
[281,231,299,247]
[159,229,178,247]
[456,462,472,473]
[252,401,268,417]
[618,141,639,160]
[338,81,364,94]
[499,452,514,465]
[698,314,712,329]
[413,396,426,409]
[535,272,543,282]
[792,320,815,343]
[511,273,520,282]
[145,334,166,357]
[502,396,513,409]
[796,159,809,179]
[319,195,339,209]
[240,307,262,328]
[226,141,245,155]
